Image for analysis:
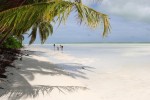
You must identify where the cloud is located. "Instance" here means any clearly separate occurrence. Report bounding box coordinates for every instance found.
[100,0,150,23]
[82,0,102,6]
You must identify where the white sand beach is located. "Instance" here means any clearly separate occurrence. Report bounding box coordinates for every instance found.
[1,44,150,100]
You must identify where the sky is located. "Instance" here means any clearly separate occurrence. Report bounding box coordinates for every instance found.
[24,0,150,44]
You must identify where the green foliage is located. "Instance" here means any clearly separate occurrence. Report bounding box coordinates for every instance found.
[0,0,110,44]
[0,36,23,49]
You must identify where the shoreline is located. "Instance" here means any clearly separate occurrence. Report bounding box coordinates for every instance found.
[23,42,150,46]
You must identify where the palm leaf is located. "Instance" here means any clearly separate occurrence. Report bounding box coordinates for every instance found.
[0,0,110,44]
[29,23,38,44]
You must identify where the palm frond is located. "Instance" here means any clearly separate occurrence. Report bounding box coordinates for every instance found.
[28,23,38,44]
[0,0,110,44]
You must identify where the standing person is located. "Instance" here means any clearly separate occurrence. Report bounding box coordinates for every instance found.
[53,44,55,48]
[60,45,63,51]
[53,44,55,50]
[61,45,63,51]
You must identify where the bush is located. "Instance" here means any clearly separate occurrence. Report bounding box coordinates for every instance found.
[0,36,23,49]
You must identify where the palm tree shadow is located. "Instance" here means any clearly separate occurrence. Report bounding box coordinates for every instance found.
[0,56,93,100]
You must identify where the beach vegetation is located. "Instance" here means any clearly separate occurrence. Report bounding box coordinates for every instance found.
[0,0,110,45]
[0,36,23,49]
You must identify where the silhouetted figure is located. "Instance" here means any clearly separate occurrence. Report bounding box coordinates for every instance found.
[53,44,56,51]
[59,45,64,51]
[61,45,63,51]
[53,44,55,47]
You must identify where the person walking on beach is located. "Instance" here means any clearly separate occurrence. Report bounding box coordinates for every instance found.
[53,44,55,48]
[60,45,63,51]
[61,45,63,51]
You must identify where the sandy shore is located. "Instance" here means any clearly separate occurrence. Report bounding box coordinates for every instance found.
[0,46,92,100]
[1,44,150,100]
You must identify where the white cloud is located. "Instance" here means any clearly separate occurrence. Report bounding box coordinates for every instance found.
[82,0,102,6]
[101,0,150,23]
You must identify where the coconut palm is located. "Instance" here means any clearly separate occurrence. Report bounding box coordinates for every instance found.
[0,0,110,44]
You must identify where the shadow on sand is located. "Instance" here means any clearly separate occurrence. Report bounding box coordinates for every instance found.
[0,55,94,100]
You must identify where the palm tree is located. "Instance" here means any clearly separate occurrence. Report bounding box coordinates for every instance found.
[0,0,110,45]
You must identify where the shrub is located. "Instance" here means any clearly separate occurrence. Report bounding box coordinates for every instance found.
[0,36,23,49]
